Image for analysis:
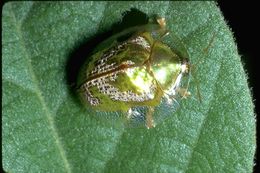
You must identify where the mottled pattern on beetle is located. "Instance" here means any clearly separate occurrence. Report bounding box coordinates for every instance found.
[82,70,121,105]
[82,64,156,105]
[88,43,127,77]
[88,36,150,77]
[97,69,156,102]
[82,36,153,106]
[128,36,151,50]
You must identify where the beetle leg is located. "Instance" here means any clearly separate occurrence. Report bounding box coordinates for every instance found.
[156,17,166,28]
[177,88,191,99]
[126,108,133,119]
[146,106,155,129]
[156,17,170,38]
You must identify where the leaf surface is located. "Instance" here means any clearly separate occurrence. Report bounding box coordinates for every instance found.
[2,2,255,173]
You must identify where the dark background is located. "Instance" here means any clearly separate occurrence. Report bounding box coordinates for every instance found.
[218,1,258,172]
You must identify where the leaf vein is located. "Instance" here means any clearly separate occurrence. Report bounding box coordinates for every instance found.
[184,59,224,172]
[10,4,72,173]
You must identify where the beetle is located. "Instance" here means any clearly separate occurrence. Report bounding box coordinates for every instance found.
[77,17,191,128]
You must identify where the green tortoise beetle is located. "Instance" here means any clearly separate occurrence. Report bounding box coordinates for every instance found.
[77,17,192,128]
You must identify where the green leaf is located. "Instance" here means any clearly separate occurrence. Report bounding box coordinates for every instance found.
[2,1,255,173]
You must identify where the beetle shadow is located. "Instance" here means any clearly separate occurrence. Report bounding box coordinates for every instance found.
[65,8,149,103]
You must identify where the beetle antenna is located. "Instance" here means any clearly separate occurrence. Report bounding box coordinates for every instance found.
[192,30,218,68]
[191,70,202,102]
[189,29,219,102]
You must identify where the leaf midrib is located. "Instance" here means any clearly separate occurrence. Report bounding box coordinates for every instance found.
[9,3,72,173]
